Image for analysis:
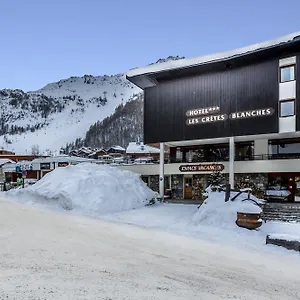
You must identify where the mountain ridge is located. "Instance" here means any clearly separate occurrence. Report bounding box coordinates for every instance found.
[0,56,184,155]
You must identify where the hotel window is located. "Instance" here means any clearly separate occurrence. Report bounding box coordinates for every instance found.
[280,100,295,117]
[280,65,295,82]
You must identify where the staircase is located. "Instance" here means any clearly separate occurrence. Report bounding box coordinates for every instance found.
[262,203,300,222]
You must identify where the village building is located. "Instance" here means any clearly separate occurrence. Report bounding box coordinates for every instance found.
[124,32,300,202]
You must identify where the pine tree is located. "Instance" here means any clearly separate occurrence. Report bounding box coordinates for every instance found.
[208,171,225,191]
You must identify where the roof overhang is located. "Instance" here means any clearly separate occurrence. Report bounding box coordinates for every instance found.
[165,131,300,147]
[126,31,300,90]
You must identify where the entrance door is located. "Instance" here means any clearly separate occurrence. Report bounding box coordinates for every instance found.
[184,177,193,199]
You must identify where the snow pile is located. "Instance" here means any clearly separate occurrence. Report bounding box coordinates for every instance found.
[7,163,155,214]
[192,190,263,229]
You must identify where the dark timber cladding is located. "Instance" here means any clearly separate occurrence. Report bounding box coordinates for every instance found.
[144,59,279,144]
[297,55,300,132]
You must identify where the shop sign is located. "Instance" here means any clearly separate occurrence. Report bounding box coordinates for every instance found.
[57,162,69,167]
[40,162,51,170]
[179,164,225,172]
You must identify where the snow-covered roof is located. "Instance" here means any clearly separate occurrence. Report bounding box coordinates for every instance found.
[106,145,125,152]
[32,155,95,164]
[0,158,15,166]
[127,32,300,85]
[88,149,107,157]
[77,147,93,154]
[126,142,160,154]
[2,160,31,172]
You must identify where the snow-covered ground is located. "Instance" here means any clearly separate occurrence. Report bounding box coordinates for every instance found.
[1,199,300,299]
[102,203,300,256]
[5,172,300,257]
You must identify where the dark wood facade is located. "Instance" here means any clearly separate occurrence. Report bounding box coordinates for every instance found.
[297,55,300,131]
[143,44,300,144]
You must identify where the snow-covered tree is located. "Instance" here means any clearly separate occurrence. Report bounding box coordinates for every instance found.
[208,171,225,191]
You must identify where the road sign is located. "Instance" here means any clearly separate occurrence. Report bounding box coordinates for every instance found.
[22,170,27,176]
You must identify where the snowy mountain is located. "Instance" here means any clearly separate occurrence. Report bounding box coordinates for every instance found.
[63,94,144,153]
[0,74,141,154]
[0,56,184,155]
[150,55,185,65]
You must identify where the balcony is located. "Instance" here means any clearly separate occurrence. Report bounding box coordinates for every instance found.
[169,153,300,163]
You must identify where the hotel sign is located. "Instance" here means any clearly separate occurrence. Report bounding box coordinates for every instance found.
[186,106,220,117]
[186,114,228,125]
[229,108,274,119]
[186,107,274,125]
[179,164,225,172]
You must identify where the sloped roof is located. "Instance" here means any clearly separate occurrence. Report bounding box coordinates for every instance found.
[88,149,107,157]
[106,145,125,152]
[0,158,15,166]
[126,142,160,154]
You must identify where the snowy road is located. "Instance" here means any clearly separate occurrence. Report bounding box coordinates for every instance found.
[1,200,300,300]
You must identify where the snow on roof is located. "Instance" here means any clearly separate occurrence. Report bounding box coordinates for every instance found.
[77,147,93,154]
[107,145,125,152]
[88,149,107,157]
[126,142,160,154]
[2,160,32,172]
[32,156,95,163]
[127,32,300,79]
[0,158,15,166]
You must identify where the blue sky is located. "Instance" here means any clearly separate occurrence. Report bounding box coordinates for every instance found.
[1,0,299,91]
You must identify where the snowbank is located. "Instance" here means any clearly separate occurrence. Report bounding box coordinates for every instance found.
[6,163,155,215]
[192,191,262,229]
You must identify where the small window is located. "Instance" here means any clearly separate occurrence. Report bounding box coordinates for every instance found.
[280,100,295,117]
[280,65,295,82]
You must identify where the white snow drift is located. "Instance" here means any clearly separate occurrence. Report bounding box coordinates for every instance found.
[192,189,263,229]
[7,163,154,214]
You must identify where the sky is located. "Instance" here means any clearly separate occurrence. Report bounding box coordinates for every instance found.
[0,0,300,91]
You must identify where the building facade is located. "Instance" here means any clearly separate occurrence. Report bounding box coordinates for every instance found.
[125,32,300,202]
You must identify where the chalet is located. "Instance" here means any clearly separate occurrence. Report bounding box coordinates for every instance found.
[88,149,107,159]
[106,146,125,156]
[126,142,160,160]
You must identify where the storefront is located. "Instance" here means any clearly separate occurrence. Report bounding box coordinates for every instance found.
[126,32,300,202]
